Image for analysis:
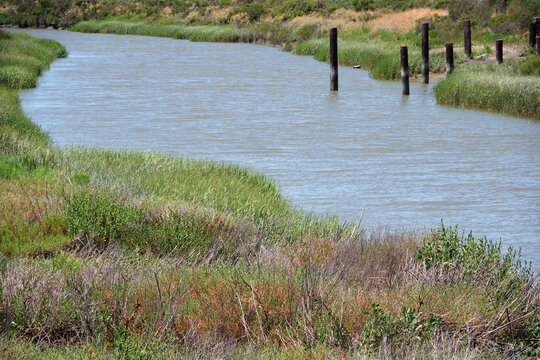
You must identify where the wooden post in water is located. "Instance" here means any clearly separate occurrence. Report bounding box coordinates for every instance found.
[329,27,338,91]
[530,22,537,48]
[537,36,540,57]
[496,39,503,64]
[464,20,472,59]
[400,46,409,96]
[421,22,429,84]
[445,43,454,75]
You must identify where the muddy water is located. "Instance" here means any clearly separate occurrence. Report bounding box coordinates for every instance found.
[13,29,540,269]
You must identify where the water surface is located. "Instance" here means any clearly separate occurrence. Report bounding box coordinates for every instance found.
[13,29,540,268]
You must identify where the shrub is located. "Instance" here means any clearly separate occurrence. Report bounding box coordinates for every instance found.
[233,3,267,22]
[271,0,324,20]
[352,0,374,11]
[519,55,540,77]
[417,222,527,280]
[65,191,142,247]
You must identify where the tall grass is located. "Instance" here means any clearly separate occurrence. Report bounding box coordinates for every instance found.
[72,20,276,44]
[295,37,467,80]
[0,32,66,89]
[434,60,540,120]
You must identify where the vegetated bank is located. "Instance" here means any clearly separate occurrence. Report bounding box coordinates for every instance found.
[433,55,540,120]
[1,30,539,359]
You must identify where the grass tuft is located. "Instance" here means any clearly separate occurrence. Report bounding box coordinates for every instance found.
[434,61,540,120]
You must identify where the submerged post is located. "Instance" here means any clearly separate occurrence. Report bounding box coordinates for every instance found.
[329,27,338,91]
[464,20,472,59]
[421,22,429,84]
[400,46,409,96]
[445,43,454,74]
[530,22,537,48]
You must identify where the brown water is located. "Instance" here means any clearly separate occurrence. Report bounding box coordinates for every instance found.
[13,29,540,268]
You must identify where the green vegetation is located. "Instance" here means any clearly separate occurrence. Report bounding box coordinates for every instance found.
[71,20,288,45]
[0,30,539,358]
[434,56,540,120]
[295,36,469,80]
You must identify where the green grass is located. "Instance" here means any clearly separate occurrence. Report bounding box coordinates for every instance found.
[72,20,286,45]
[0,32,65,90]
[295,36,468,80]
[434,58,540,120]
[71,19,315,46]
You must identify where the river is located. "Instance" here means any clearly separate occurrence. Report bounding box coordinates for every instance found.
[10,29,540,269]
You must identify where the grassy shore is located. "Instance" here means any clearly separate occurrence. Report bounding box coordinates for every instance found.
[70,19,297,47]
[434,55,540,120]
[1,30,540,359]
[294,35,469,80]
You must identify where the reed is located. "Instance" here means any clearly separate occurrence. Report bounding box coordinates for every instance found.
[73,21,263,44]
[434,60,540,120]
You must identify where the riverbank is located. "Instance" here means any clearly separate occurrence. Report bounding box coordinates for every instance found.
[434,55,540,120]
[1,30,539,359]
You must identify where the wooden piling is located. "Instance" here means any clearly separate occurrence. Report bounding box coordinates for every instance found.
[530,22,537,48]
[329,27,338,91]
[496,39,503,64]
[400,46,409,96]
[464,20,472,59]
[421,22,429,84]
[445,43,454,75]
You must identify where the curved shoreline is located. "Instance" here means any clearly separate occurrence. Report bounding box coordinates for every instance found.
[1,30,539,359]
[68,20,540,120]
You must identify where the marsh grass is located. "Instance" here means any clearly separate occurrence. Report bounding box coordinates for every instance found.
[295,37,467,80]
[0,35,62,89]
[434,60,540,120]
[72,20,271,44]
[1,31,539,359]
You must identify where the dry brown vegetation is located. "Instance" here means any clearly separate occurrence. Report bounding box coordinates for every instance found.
[291,8,448,34]
[367,8,448,33]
